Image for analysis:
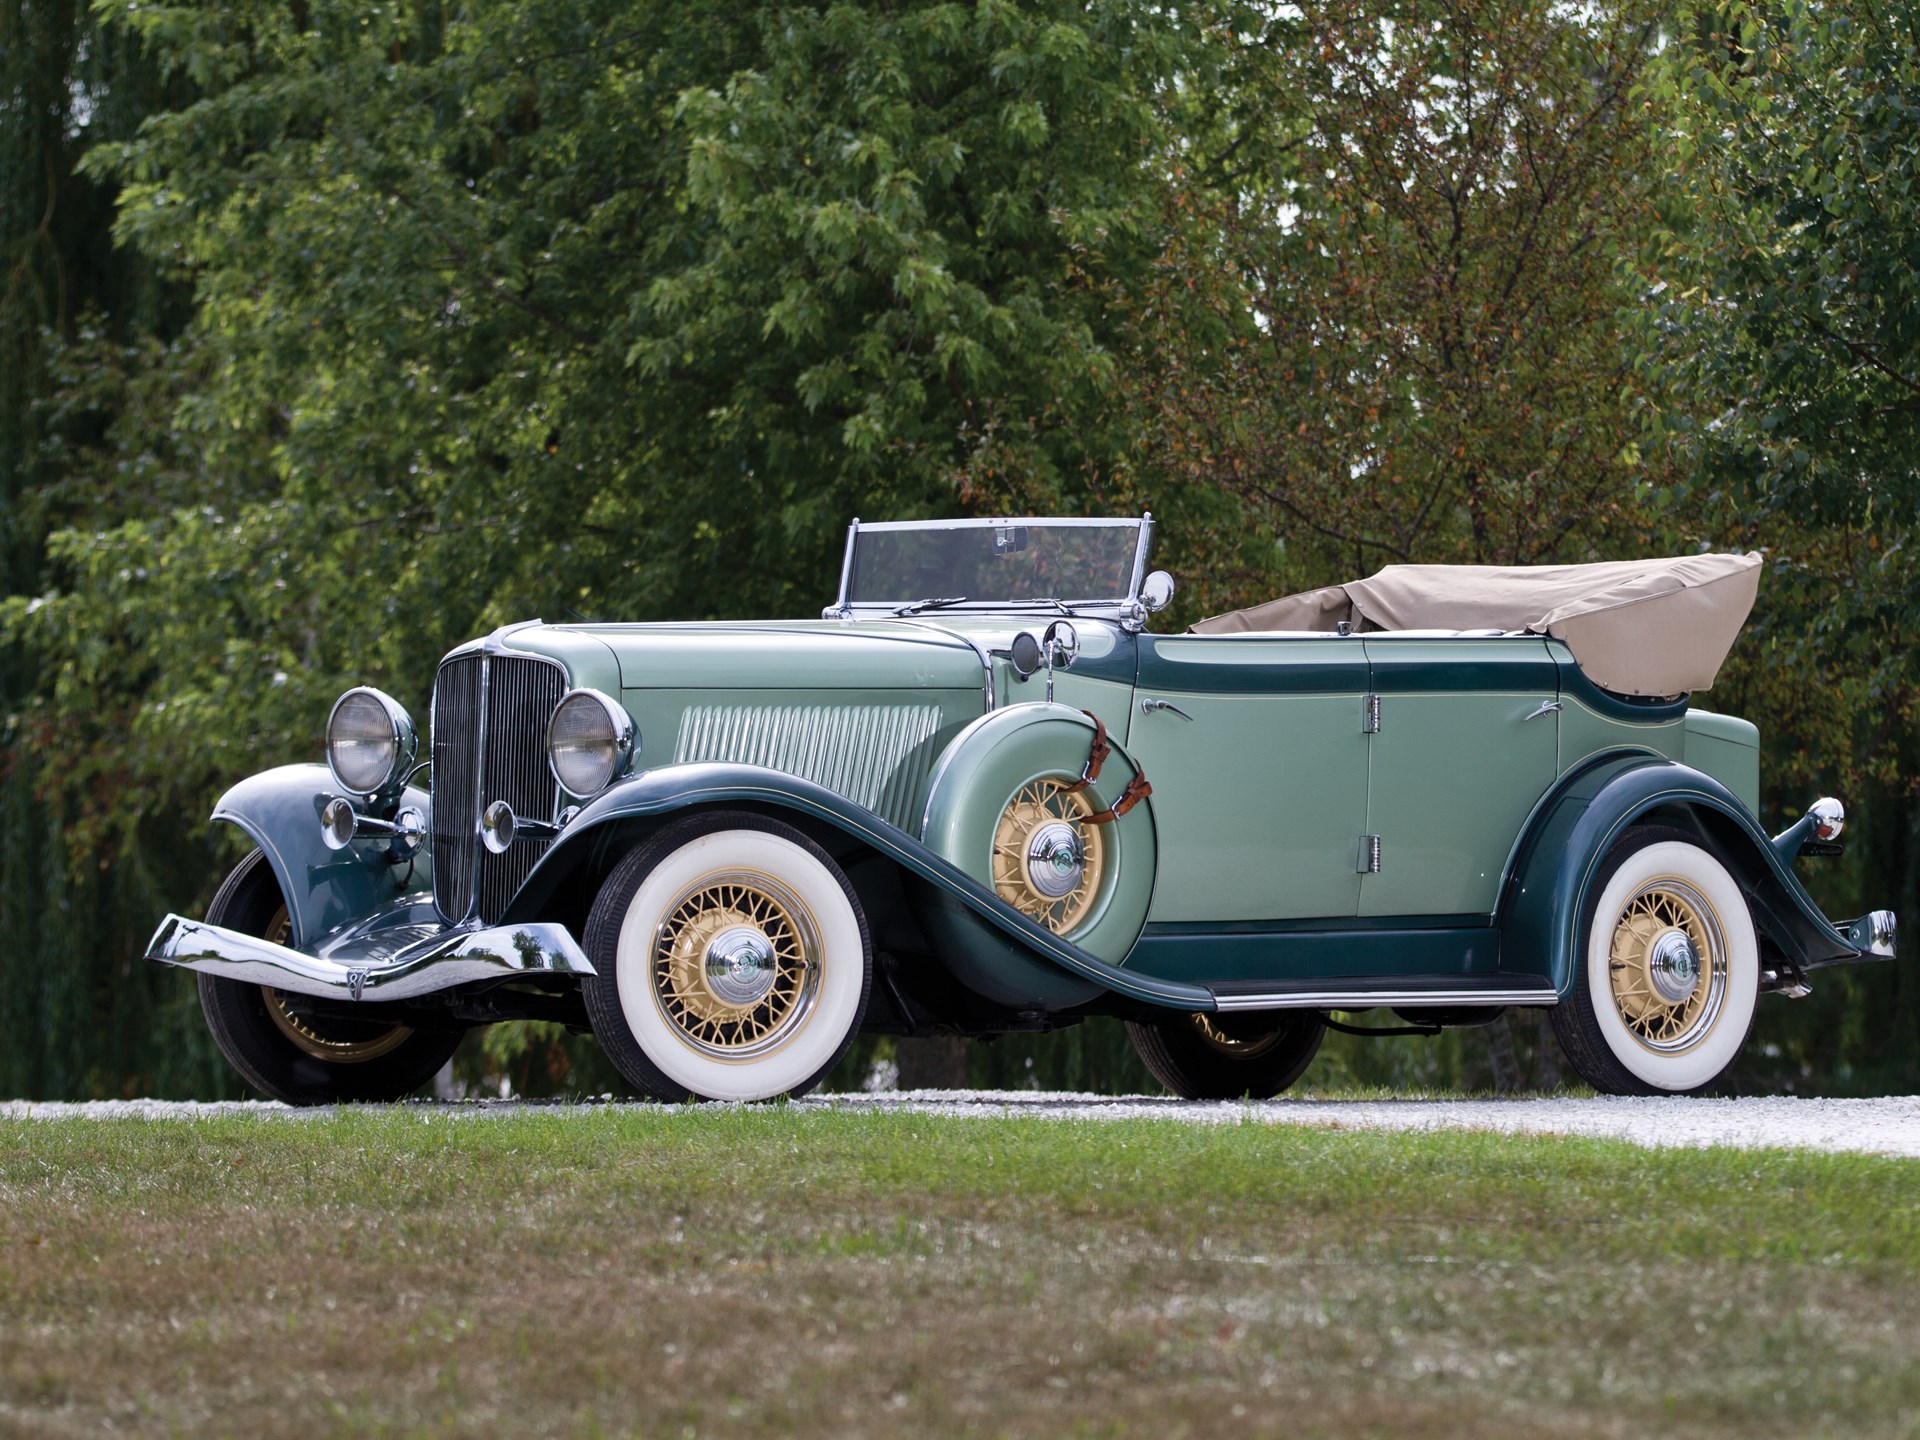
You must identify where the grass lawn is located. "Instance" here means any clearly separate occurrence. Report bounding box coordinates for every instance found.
[2,1108,1917,1438]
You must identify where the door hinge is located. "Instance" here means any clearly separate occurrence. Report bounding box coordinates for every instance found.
[1357,835,1382,874]
[1361,693,1382,733]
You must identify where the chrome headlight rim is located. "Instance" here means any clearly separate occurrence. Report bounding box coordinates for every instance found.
[545,687,637,799]
[325,686,418,798]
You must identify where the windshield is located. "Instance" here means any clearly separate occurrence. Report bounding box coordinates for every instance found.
[844,519,1144,609]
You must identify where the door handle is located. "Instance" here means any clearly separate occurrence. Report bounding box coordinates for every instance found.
[1522,700,1563,722]
[1139,698,1195,722]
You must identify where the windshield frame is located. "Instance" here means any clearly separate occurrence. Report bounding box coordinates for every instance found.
[825,514,1156,626]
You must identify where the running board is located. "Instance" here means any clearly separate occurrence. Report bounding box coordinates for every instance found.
[1211,984,1558,1013]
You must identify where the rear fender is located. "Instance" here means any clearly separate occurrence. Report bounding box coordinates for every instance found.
[210,764,434,948]
[502,762,1209,1013]
[1500,754,1861,996]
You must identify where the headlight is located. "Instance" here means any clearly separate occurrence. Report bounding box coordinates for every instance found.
[546,689,637,797]
[325,687,417,796]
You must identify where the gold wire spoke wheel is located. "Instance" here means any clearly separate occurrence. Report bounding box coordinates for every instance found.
[257,907,415,1063]
[991,778,1107,934]
[1606,877,1730,1054]
[1189,1013,1287,1059]
[650,873,822,1059]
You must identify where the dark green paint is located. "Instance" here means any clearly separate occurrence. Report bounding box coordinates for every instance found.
[1136,635,1369,695]
[1499,754,1865,998]
[1130,926,1506,983]
[210,764,434,949]
[1363,648,1560,693]
[1554,661,1691,724]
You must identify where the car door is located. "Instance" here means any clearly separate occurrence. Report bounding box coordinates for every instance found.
[1127,634,1373,923]
[1357,635,1560,918]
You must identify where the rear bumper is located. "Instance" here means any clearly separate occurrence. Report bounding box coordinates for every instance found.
[146,913,595,1002]
[1828,910,1898,964]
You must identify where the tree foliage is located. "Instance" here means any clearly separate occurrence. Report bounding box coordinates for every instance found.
[1639,0,1920,796]
[1633,0,1920,1088]
[2,0,1216,1096]
[1124,0,1676,618]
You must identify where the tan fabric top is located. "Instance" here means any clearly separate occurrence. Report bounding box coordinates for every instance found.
[1191,553,1763,697]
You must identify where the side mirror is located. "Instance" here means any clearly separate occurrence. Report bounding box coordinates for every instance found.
[1009,631,1045,680]
[1042,619,1080,670]
[1139,570,1175,613]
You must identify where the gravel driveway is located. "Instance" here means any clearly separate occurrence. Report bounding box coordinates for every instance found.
[6,1091,1919,1158]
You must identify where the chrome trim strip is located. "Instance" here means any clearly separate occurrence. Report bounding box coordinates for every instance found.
[469,644,491,923]
[826,517,859,618]
[145,913,595,1003]
[854,517,1144,532]
[1212,986,1559,1013]
[1127,510,1154,604]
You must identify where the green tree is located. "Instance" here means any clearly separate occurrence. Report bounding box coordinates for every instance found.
[1124,0,1677,624]
[1637,0,1920,1089]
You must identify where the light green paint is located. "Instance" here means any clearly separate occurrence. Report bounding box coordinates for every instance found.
[562,621,990,692]
[1557,692,1685,773]
[1128,648,1370,922]
[919,703,1156,970]
[999,669,1136,740]
[1683,709,1761,813]
[1360,642,1560,917]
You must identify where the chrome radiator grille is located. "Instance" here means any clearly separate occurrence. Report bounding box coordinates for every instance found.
[673,703,945,831]
[430,652,569,924]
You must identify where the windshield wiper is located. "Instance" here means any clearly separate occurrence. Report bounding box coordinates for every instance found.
[893,596,970,616]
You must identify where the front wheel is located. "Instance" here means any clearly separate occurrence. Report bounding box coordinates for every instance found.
[197,851,462,1105]
[581,811,872,1102]
[1550,827,1760,1095]
[1126,1011,1325,1100]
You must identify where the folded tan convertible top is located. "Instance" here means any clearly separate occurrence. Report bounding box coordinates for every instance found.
[1191,552,1763,697]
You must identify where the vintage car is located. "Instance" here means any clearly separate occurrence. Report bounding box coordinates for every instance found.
[148,515,1896,1103]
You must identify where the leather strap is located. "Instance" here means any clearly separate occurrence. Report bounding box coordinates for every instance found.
[1081,772,1152,826]
[1062,710,1111,794]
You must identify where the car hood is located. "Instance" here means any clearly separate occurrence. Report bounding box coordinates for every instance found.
[495,618,992,694]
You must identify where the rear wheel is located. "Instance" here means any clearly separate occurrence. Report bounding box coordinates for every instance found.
[1126,1011,1325,1100]
[581,811,872,1102]
[196,851,462,1105]
[1550,826,1759,1095]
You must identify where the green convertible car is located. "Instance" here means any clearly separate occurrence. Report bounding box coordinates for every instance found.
[149,515,1896,1103]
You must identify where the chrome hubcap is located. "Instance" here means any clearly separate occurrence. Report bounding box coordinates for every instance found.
[703,925,779,1007]
[1024,821,1086,900]
[1647,929,1701,1003]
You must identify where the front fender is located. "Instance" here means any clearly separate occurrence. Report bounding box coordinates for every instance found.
[211,764,434,948]
[502,762,1211,1013]
[1500,754,1863,997]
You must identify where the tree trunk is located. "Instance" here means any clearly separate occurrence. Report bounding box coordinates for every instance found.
[894,1036,971,1091]
[1531,1010,1565,1091]
[1484,1014,1523,1093]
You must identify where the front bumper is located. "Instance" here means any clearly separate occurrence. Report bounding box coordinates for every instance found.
[146,912,595,1002]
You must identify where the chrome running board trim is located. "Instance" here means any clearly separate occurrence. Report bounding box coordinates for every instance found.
[1212,986,1559,1013]
[145,913,594,1002]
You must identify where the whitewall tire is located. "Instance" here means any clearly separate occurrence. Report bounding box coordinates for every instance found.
[582,811,871,1102]
[1551,827,1759,1095]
